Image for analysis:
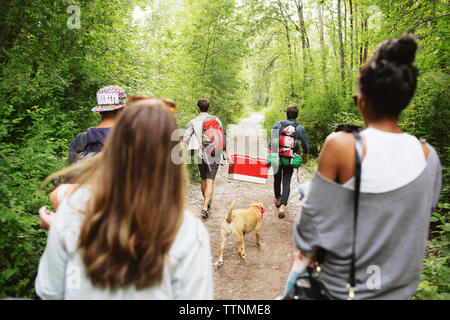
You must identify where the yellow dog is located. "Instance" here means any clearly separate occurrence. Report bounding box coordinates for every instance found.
[217,200,265,266]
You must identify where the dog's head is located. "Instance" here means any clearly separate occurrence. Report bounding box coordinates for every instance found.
[252,202,265,219]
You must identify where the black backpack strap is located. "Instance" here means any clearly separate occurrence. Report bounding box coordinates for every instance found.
[347,130,363,300]
[280,120,298,129]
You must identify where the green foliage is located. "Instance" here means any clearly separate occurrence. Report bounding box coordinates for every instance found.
[168,0,248,128]
[0,106,76,298]
[413,218,450,300]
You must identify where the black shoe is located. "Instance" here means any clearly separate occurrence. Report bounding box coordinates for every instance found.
[201,209,209,219]
[278,211,285,219]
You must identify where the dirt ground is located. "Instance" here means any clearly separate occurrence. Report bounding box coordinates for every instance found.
[185,114,314,300]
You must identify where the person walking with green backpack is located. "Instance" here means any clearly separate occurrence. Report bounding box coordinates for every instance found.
[268,105,309,218]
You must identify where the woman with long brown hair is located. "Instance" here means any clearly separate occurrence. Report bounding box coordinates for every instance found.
[35,99,213,299]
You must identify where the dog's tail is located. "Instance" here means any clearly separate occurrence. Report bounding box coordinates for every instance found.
[226,200,236,223]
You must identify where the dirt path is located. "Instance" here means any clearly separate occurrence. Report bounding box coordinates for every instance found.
[185,113,314,300]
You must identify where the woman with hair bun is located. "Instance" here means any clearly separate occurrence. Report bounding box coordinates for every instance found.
[287,35,442,299]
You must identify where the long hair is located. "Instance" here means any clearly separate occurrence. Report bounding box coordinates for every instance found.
[43,99,186,290]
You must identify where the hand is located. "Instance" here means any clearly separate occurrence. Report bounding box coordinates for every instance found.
[301,153,307,163]
[223,151,232,163]
[39,206,55,230]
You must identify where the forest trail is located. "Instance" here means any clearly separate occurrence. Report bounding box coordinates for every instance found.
[185,113,314,299]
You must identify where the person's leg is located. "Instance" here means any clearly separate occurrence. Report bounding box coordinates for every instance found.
[279,166,294,218]
[273,166,282,207]
[198,162,209,218]
[202,179,214,211]
[201,179,206,197]
[200,163,219,218]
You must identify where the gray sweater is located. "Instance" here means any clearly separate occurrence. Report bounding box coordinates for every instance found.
[294,144,442,299]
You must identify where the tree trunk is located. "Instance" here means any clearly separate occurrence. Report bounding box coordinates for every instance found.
[338,0,345,82]
[344,0,347,44]
[349,0,354,73]
[277,0,295,97]
[317,2,326,81]
[359,17,368,66]
[355,1,359,68]
[295,0,311,80]
[284,22,295,98]
[363,18,369,64]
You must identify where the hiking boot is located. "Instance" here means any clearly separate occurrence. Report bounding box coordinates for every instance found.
[201,209,209,219]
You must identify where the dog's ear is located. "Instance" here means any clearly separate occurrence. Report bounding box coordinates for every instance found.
[252,202,265,211]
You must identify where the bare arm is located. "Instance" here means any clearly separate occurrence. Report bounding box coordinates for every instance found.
[317,132,363,184]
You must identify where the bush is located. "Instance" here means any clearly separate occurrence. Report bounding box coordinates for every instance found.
[0,103,97,298]
[413,218,450,300]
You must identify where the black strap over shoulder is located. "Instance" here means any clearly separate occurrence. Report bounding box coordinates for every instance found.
[284,128,363,301]
[347,130,363,300]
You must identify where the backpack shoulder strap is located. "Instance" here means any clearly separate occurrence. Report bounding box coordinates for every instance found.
[202,115,213,126]
[280,120,298,128]
[73,132,88,153]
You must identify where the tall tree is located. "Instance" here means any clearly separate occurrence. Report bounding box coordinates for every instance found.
[349,0,354,73]
[337,0,345,82]
[276,0,295,97]
[294,0,312,80]
[317,1,326,81]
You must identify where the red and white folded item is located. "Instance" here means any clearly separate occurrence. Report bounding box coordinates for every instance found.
[228,154,268,184]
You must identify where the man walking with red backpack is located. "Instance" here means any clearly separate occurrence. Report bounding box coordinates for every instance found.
[183,99,227,219]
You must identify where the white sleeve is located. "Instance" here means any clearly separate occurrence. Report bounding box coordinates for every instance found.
[35,211,68,300]
[183,120,194,141]
[171,221,214,300]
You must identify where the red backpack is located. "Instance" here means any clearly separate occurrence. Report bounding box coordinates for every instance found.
[279,121,298,158]
[202,116,225,157]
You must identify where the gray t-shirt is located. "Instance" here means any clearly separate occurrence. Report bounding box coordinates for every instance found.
[294,144,442,299]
